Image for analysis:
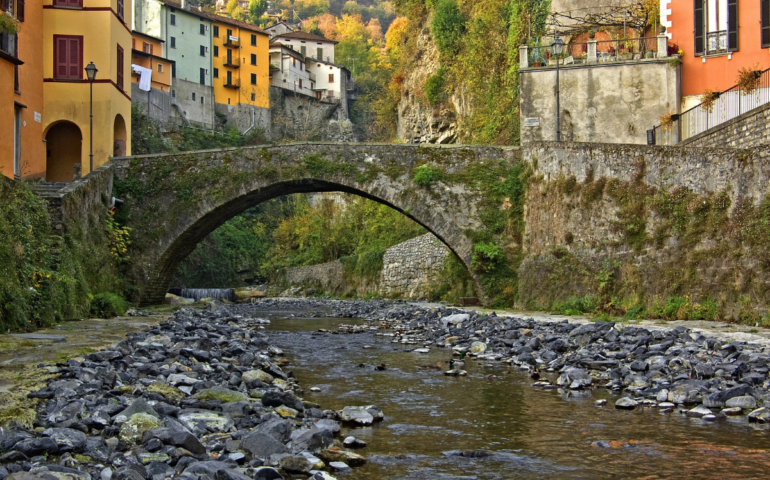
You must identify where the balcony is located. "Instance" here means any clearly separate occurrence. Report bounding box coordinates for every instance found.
[308,71,316,82]
[224,57,240,68]
[224,36,240,48]
[521,35,668,69]
[346,80,355,91]
[224,79,240,89]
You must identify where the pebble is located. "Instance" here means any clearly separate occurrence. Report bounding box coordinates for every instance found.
[615,398,638,410]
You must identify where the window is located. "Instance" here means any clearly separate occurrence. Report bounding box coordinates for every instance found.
[250,53,256,65]
[317,47,323,60]
[170,14,176,26]
[213,67,219,78]
[763,0,770,47]
[694,0,738,55]
[300,45,306,56]
[251,34,256,46]
[199,67,205,84]
[157,63,163,73]
[299,79,302,89]
[192,92,196,101]
[117,0,123,20]
[213,25,219,37]
[328,73,334,83]
[53,35,82,80]
[53,0,82,7]
[117,44,124,89]
[201,96,204,104]
[170,36,176,48]
[172,89,176,97]
[143,42,152,54]
[17,0,24,21]
[292,57,296,67]
[200,24,206,35]
[132,38,135,49]
[200,45,206,56]
[251,92,255,101]
[214,45,219,57]
[251,73,256,84]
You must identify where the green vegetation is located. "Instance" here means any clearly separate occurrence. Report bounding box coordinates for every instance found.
[412,164,445,186]
[431,0,465,57]
[89,293,131,318]
[424,67,447,105]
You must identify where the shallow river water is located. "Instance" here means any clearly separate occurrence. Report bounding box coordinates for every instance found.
[262,315,770,479]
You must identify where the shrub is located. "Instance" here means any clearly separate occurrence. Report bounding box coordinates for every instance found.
[412,165,445,186]
[424,68,447,105]
[552,296,599,316]
[90,293,130,318]
[471,242,504,272]
[431,0,465,57]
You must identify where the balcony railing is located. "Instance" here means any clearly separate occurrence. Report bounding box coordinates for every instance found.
[224,36,240,47]
[269,61,281,70]
[308,71,316,82]
[346,80,355,91]
[224,79,240,89]
[224,57,240,68]
[521,36,667,69]
[651,67,770,145]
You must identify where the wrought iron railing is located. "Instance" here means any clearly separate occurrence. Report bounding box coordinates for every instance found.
[652,67,770,145]
[528,37,659,67]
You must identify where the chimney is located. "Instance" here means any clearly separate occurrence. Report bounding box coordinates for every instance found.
[181,0,189,10]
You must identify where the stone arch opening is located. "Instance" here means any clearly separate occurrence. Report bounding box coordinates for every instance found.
[143,178,480,305]
[45,121,82,182]
[113,114,127,157]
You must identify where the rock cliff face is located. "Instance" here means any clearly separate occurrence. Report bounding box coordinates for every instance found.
[397,28,458,144]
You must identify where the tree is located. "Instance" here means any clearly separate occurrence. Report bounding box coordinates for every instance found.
[431,0,465,57]
[366,18,384,45]
[248,0,267,23]
[225,0,238,15]
[317,13,338,40]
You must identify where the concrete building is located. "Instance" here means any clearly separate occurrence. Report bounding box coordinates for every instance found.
[264,21,294,38]
[131,31,173,92]
[1,0,46,180]
[133,0,215,128]
[306,59,352,116]
[42,0,133,180]
[272,30,335,62]
[269,42,314,96]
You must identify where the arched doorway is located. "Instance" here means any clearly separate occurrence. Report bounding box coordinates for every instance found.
[45,121,82,182]
[113,114,127,157]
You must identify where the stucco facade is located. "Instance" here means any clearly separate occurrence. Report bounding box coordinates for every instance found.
[272,30,335,63]
[42,0,132,180]
[131,30,173,91]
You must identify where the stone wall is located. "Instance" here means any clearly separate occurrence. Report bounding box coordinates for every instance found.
[380,234,450,298]
[681,102,770,148]
[282,233,450,299]
[214,103,271,134]
[519,60,679,145]
[269,86,355,142]
[131,85,176,129]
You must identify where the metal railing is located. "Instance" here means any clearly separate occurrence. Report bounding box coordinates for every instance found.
[345,80,355,91]
[223,57,240,67]
[528,37,659,67]
[652,67,770,145]
[224,37,240,47]
[223,79,240,89]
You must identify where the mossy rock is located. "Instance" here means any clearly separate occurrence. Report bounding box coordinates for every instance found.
[194,386,249,403]
[119,412,162,444]
[146,382,186,400]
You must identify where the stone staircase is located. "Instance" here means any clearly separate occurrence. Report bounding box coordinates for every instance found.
[29,181,68,237]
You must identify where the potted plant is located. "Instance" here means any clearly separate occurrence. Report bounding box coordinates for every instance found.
[701,89,720,113]
[737,65,763,95]
[660,111,676,131]
[619,40,633,60]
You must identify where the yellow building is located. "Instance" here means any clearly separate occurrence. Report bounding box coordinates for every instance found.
[42,0,132,181]
[204,12,269,109]
[131,30,173,91]
[2,0,46,181]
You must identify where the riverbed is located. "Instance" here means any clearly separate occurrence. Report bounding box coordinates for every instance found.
[262,314,770,479]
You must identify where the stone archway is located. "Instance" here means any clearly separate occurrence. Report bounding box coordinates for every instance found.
[112,144,518,305]
[113,114,127,157]
[45,121,82,182]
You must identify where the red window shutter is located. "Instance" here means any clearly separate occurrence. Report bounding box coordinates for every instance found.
[117,44,124,89]
[68,37,80,78]
[132,38,135,49]
[17,0,24,22]
[1,0,8,12]
[150,44,154,55]
[56,37,68,77]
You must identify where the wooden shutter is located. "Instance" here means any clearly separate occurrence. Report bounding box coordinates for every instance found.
[117,44,124,89]
[763,0,770,47]
[0,0,8,12]
[694,0,704,56]
[17,0,24,22]
[150,44,154,55]
[117,0,123,20]
[727,0,738,52]
[55,36,82,79]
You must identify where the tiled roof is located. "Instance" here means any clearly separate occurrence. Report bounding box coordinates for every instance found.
[158,0,268,35]
[273,31,337,44]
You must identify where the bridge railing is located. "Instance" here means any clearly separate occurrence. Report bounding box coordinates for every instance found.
[652,67,770,145]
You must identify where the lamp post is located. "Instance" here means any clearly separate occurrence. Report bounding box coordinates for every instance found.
[84,62,98,174]
[552,37,564,141]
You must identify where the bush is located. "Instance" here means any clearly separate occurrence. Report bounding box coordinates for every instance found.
[552,296,599,316]
[424,68,447,105]
[90,293,130,318]
[471,242,504,272]
[431,0,465,57]
[413,165,445,186]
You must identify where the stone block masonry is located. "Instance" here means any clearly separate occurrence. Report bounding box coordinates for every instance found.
[284,260,344,292]
[681,102,770,149]
[381,234,449,298]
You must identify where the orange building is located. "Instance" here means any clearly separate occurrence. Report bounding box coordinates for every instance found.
[131,30,173,91]
[665,0,769,107]
[42,0,133,182]
[1,0,46,181]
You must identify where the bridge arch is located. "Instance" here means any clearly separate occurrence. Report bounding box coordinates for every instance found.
[112,143,517,305]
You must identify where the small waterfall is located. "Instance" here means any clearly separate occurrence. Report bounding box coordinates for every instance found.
[169,288,235,302]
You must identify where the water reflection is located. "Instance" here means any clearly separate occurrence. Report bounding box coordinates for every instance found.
[263,316,770,479]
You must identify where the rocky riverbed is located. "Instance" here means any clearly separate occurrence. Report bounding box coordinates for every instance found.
[0,306,382,480]
[238,298,770,425]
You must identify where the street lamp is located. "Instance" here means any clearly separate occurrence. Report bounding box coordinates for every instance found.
[84,62,98,174]
[552,37,564,141]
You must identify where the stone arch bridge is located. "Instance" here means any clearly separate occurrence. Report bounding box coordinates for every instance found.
[103,141,769,310]
[112,143,520,305]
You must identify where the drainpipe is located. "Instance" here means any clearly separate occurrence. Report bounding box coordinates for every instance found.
[243,106,255,134]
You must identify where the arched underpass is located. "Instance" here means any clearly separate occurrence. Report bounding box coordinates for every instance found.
[111,143,521,305]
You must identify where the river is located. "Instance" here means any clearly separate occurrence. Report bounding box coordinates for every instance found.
[261,314,770,479]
